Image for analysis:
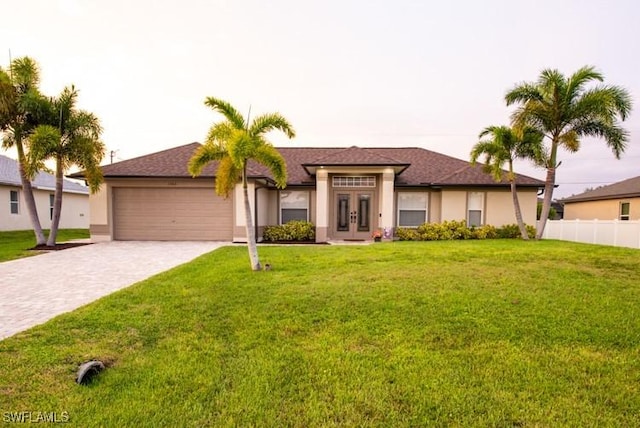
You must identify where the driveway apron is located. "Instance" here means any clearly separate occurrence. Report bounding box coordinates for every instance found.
[0,241,225,340]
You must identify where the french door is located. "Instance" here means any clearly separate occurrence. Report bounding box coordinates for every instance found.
[333,191,374,240]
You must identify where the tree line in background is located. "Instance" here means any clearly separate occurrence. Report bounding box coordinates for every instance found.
[471,66,632,240]
[0,57,105,247]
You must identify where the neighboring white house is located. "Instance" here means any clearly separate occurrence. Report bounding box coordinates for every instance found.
[0,154,89,231]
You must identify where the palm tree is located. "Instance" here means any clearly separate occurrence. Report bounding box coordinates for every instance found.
[28,86,105,246]
[471,125,543,240]
[0,57,48,245]
[188,97,295,271]
[506,66,632,239]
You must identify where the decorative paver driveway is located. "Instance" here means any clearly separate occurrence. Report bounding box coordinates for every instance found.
[0,241,226,340]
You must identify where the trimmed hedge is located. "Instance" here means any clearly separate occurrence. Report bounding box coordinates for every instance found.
[396,220,535,241]
[263,221,316,242]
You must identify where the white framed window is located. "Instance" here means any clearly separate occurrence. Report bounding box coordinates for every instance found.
[332,176,376,188]
[280,191,309,223]
[10,190,19,214]
[620,202,630,221]
[467,192,484,227]
[50,194,55,220]
[397,192,428,227]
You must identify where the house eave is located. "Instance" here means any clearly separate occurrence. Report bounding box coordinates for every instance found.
[302,163,410,175]
[562,193,640,204]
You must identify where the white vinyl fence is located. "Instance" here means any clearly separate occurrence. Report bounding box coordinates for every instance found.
[542,219,640,249]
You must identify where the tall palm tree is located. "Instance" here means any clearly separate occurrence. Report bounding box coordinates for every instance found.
[28,86,105,246]
[471,125,543,240]
[188,97,295,271]
[0,57,48,245]
[506,66,632,239]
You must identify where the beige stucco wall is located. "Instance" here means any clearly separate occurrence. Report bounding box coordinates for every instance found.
[429,191,442,223]
[485,189,538,226]
[438,188,538,227]
[1,185,89,231]
[440,190,467,222]
[564,197,640,220]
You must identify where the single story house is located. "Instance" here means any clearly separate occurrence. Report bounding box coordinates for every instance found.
[1,154,89,231]
[562,175,640,221]
[73,143,544,243]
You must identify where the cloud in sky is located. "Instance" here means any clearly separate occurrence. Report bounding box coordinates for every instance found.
[2,0,639,198]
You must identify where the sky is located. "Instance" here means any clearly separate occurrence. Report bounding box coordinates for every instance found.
[2,0,639,198]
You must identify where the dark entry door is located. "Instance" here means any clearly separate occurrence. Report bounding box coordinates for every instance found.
[333,191,374,240]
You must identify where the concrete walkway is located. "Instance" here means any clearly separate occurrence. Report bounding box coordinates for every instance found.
[0,241,226,340]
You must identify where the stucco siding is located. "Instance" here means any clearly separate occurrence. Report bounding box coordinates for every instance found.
[440,191,467,222]
[564,197,640,220]
[485,189,537,226]
[1,185,88,231]
[56,193,90,228]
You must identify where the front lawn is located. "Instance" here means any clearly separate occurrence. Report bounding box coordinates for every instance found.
[1,241,639,426]
[0,229,89,262]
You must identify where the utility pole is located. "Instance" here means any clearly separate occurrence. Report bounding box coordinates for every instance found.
[110,150,119,164]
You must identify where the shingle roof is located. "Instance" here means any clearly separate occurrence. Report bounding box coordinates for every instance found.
[0,154,89,194]
[73,143,544,188]
[562,175,640,203]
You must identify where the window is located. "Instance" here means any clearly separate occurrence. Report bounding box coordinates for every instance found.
[620,202,630,221]
[467,192,484,227]
[50,194,55,220]
[280,191,309,223]
[10,190,19,214]
[332,176,376,188]
[397,192,428,227]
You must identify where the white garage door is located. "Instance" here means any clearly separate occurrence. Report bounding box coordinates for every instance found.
[113,187,232,241]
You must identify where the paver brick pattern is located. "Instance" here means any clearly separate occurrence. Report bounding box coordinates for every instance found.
[0,241,225,340]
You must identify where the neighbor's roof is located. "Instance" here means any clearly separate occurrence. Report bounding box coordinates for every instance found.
[71,142,544,188]
[562,175,640,203]
[0,155,89,194]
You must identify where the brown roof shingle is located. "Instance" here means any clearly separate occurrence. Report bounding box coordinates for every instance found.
[74,143,544,188]
[562,175,640,203]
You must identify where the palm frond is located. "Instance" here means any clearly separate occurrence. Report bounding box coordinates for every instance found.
[205,122,234,147]
[572,120,628,159]
[249,113,296,139]
[204,97,245,130]
[565,66,603,105]
[188,142,227,177]
[252,141,288,188]
[214,156,241,198]
[25,125,61,177]
[9,57,40,90]
[505,83,542,106]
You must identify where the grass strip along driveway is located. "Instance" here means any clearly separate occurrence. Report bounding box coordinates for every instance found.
[0,229,89,262]
[1,240,639,426]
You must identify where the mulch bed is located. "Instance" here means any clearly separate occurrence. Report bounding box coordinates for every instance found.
[29,242,93,251]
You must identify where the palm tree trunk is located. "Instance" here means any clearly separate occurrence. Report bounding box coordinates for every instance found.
[242,165,261,271]
[510,180,529,240]
[536,166,556,239]
[46,156,64,247]
[16,140,46,245]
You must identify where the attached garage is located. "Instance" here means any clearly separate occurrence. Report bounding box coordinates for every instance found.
[113,187,232,241]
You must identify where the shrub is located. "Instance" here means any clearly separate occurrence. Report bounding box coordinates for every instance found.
[471,224,498,239]
[496,224,536,239]
[263,221,316,242]
[395,228,421,241]
[415,220,471,240]
[396,221,535,241]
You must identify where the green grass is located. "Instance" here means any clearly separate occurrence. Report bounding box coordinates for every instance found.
[0,229,89,262]
[1,240,639,426]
